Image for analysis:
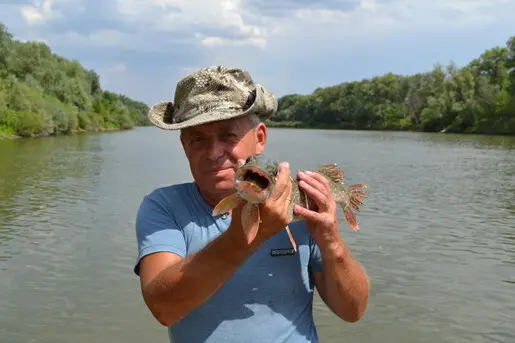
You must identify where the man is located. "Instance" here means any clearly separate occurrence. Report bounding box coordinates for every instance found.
[134,66,370,343]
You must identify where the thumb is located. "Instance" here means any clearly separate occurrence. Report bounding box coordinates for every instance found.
[270,162,290,200]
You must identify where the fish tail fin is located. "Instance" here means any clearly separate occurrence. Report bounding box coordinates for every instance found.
[312,162,367,232]
[340,184,368,231]
[342,206,359,231]
[212,193,244,216]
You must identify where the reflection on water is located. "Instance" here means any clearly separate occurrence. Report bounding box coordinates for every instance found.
[0,134,105,264]
[0,127,514,343]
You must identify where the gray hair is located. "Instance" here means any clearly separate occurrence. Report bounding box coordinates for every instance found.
[247,113,262,128]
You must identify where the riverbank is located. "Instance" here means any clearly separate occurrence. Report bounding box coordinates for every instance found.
[0,23,150,141]
[0,124,146,140]
[264,120,515,136]
[270,36,515,137]
[3,119,513,140]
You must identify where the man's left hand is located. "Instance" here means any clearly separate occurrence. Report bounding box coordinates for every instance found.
[292,170,342,250]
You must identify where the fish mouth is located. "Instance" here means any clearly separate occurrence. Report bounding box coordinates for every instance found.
[235,165,273,202]
[237,166,272,189]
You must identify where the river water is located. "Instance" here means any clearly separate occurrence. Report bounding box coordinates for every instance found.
[0,127,514,343]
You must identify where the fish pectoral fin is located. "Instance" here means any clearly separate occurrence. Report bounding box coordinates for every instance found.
[343,206,360,231]
[347,184,368,212]
[284,225,297,252]
[241,203,260,245]
[212,193,243,216]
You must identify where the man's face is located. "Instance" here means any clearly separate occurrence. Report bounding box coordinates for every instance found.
[180,115,267,203]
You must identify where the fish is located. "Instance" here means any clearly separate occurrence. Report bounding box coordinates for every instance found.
[212,154,368,252]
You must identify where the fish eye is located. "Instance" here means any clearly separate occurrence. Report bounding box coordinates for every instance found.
[267,166,278,177]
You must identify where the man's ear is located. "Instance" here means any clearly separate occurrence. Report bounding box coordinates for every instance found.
[254,122,267,154]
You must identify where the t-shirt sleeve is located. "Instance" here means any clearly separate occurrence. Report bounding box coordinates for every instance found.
[133,192,187,276]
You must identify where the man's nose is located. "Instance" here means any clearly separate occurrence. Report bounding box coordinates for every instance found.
[206,140,225,161]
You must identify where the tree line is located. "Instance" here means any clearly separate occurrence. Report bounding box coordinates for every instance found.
[269,36,515,135]
[0,22,151,139]
[2,20,513,138]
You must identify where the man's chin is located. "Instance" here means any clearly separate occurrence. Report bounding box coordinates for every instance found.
[201,170,235,188]
[202,181,235,202]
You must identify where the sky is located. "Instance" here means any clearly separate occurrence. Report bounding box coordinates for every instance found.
[0,0,514,107]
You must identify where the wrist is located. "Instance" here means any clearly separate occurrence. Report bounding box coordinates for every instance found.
[320,240,349,263]
[224,222,260,257]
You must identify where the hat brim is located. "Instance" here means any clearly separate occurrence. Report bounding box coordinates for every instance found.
[147,85,277,130]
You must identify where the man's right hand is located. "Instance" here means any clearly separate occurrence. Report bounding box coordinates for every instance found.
[254,161,293,243]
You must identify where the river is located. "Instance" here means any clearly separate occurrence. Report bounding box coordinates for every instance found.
[0,127,514,343]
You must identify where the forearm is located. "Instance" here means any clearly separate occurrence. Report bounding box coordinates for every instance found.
[143,226,252,326]
[320,241,370,322]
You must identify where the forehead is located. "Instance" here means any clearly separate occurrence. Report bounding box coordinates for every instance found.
[183,116,249,135]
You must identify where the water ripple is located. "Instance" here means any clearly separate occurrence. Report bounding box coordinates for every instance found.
[1,128,514,343]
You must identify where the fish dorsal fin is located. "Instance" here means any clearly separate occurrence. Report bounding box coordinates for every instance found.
[315,163,344,184]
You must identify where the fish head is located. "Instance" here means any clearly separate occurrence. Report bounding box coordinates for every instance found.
[234,154,279,204]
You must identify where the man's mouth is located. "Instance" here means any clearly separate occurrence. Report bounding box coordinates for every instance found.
[205,165,236,174]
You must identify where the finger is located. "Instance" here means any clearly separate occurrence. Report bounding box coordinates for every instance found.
[297,174,326,198]
[298,171,329,195]
[306,171,331,190]
[298,179,330,210]
[281,176,293,203]
[270,162,291,200]
[293,204,322,222]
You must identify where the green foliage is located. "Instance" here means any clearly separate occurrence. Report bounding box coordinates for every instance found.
[271,36,515,135]
[0,22,150,138]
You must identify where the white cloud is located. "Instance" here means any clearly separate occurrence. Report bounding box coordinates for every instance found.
[195,32,267,49]
[19,0,65,24]
[266,0,511,42]
[114,0,269,49]
[105,0,514,52]
[1,0,514,105]
[12,0,511,52]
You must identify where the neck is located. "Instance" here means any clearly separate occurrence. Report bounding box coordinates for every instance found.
[195,183,233,210]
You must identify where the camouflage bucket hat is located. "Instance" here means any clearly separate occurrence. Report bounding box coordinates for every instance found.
[148,65,278,130]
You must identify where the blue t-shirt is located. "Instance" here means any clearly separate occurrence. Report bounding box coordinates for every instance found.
[134,182,324,343]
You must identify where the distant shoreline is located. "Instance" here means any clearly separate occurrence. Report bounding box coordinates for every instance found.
[0,125,139,140]
[3,121,513,141]
[264,121,515,137]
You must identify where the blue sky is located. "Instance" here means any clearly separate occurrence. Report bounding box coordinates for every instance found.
[0,0,513,107]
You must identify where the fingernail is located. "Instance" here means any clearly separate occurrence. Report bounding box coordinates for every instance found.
[305,170,314,175]
[280,162,289,169]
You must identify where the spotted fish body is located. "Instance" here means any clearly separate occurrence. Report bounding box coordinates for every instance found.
[212,154,368,250]
[287,161,368,230]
